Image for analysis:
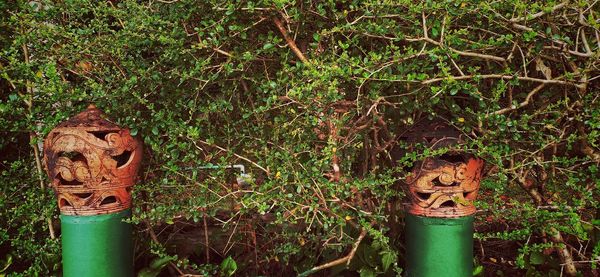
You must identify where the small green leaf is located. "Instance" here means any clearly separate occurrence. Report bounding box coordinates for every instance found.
[359,268,376,277]
[149,256,175,270]
[529,251,545,265]
[220,256,237,276]
[0,254,12,273]
[381,251,394,272]
[137,256,175,277]
[263,43,274,50]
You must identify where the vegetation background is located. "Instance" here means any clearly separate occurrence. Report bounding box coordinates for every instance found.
[1,0,599,276]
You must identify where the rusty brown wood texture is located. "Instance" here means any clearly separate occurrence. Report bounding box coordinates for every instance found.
[43,105,142,215]
[403,120,484,217]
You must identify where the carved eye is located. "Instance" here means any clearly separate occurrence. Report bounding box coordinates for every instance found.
[74,193,92,199]
[59,198,72,208]
[112,150,133,168]
[89,131,110,140]
[100,196,118,206]
[439,200,457,208]
[416,192,432,201]
[438,154,466,163]
[463,191,477,200]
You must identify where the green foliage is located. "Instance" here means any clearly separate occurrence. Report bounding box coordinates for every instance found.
[0,160,60,275]
[137,255,176,277]
[219,256,237,277]
[1,0,599,275]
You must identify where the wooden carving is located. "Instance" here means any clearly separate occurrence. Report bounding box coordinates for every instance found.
[406,155,484,217]
[43,105,142,215]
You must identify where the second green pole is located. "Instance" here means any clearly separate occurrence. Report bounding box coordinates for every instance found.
[401,127,484,277]
[405,214,474,277]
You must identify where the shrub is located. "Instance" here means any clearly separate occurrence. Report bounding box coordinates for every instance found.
[1,0,598,275]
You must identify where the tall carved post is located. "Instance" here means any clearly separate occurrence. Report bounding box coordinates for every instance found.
[43,105,142,277]
[403,121,484,277]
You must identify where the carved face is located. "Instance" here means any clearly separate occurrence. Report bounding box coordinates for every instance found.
[405,155,484,217]
[43,106,142,215]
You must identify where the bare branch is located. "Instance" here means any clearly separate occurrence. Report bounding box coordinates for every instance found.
[346,228,367,266]
[22,39,56,240]
[198,139,269,174]
[213,47,233,57]
[421,74,583,88]
[491,83,545,115]
[510,1,569,22]
[298,228,367,277]
[273,17,309,64]
[407,37,507,62]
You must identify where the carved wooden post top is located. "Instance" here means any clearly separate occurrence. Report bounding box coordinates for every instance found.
[43,105,142,215]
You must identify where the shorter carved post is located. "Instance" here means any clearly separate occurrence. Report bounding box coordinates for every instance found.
[402,121,484,277]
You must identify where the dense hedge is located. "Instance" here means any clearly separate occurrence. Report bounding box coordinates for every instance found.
[1,0,599,276]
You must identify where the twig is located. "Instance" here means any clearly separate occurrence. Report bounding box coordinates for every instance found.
[203,212,210,263]
[22,40,56,240]
[543,45,595,57]
[32,133,56,239]
[560,258,600,265]
[328,119,341,182]
[491,83,545,115]
[422,11,428,39]
[580,29,592,54]
[214,7,271,11]
[298,228,367,276]
[346,228,367,266]
[439,13,447,43]
[421,74,583,88]
[107,1,125,28]
[198,139,269,174]
[515,169,577,277]
[448,54,465,76]
[213,47,233,57]
[510,1,569,22]
[146,221,185,276]
[417,37,506,62]
[415,12,505,62]
[550,228,578,276]
[272,17,309,64]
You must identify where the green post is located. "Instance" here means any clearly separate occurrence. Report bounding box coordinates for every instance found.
[61,210,133,277]
[43,105,142,277]
[403,153,484,277]
[400,121,485,277]
[405,214,474,277]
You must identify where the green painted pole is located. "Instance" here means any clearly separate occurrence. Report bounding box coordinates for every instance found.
[401,122,484,277]
[405,214,474,277]
[60,209,133,277]
[43,106,142,277]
